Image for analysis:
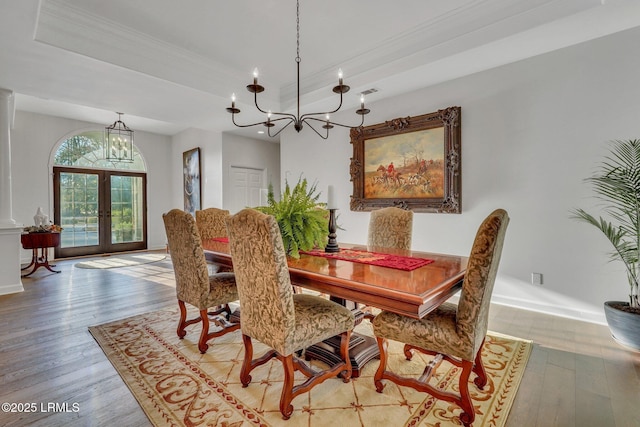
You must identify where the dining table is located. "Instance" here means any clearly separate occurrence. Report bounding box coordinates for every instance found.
[202,239,468,377]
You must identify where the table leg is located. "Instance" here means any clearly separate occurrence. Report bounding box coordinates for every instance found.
[21,249,36,271]
[304,297,380,378]
[22,247,61,277]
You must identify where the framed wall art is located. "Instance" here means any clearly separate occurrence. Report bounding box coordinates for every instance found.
[350,106,461,213]
[183,147,201,215]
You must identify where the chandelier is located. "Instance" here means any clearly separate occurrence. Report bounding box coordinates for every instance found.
[105,112,134,162]
[226,0,370,139]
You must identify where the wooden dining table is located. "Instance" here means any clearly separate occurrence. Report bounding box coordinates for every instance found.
[202,239,468,376]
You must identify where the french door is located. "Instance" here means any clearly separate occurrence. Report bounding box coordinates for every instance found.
[53,167,147,258]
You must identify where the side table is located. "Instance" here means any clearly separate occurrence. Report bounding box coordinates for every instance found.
[21,232,61,276]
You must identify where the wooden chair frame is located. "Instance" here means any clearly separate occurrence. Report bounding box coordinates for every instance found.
[176,301,238,354]
[240,330,352,419]
[374,337,487,426]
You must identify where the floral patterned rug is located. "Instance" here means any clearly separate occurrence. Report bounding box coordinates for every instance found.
[89,308,532,426]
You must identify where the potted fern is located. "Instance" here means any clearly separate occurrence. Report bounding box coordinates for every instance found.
[571,139,640,350]
[255,176,328,258]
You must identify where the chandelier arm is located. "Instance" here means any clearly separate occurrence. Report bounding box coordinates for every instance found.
[303,115,365,129]
[267,118,295,138]
[299,93,345,122]
[230,114,270,129]
[251,92,298,121]
[269,111,298,121]
[231,114,296,128]
[302,120,329,140]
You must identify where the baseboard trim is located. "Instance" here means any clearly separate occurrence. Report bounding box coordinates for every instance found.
[0,282,24,296]
[448,294,607,325]
[491,294,606,325]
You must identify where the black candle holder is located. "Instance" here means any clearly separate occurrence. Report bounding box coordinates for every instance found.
[324,208,340,253]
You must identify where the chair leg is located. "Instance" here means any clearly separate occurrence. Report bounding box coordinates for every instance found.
[374,336,388,393]
[280,354,296,419]
[339,330,352,382]
[472,339,487,389]
[177,299,210,342]
[240,334,278,387]
[458,360,475,427]
[198,309,211,353]
[177,300,188,338]
[374,337,478,427]
[198,309,241,354]
[240,334,254,387]
[277,330,353,419]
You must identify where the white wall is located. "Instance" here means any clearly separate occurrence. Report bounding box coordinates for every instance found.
[11,111,173,258]
[221,132,280,211]
[280,26,640,324]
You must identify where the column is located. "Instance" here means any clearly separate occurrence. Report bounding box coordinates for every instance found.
[0,88,24,295]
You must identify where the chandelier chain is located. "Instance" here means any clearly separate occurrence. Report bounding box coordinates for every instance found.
[296,0,300,63]
[225,0,370,139]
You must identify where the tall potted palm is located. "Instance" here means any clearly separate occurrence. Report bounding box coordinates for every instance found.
[572,139,640,350]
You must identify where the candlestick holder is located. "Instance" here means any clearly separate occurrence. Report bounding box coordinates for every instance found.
[325,208,340,253]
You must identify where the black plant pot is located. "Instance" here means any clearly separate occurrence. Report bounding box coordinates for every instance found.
[603,301,640,351]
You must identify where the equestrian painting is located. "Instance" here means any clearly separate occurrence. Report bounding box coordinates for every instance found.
[350,107,461,213]
[364,127,444,199]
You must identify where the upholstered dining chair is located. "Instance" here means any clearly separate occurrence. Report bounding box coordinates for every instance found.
[367,206,414,250]
[196,207,233,276]
[372,208,509,427]
[360,206,414,317]
[226,208,355,420]
[162,208,240,354]
[195,207,230,241]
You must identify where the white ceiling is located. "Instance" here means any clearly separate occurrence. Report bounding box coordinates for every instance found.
[2,0,640,141]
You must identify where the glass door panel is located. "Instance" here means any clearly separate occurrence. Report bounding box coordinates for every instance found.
[110,175,144,245]
[57,171,101,256]
[54,167,147,258]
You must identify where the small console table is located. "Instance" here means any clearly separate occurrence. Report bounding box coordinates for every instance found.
[21,232,61,277]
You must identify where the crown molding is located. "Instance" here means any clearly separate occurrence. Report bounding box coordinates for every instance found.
[33,0,602,115]
[280,0,602,108]
[34,0,280,107]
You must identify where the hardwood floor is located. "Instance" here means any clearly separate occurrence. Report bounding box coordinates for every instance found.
[1,253,639,426]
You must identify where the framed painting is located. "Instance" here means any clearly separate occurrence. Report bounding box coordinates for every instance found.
[349,106,461,213]
[183,147,201,215]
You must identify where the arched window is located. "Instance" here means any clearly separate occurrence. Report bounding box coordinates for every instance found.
[54,130,145,171]
[52,130,147,258]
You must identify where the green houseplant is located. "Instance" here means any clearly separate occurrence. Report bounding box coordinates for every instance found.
[571,139,640,350]
[255,176,328,259]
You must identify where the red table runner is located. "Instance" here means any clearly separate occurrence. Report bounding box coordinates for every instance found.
[300,248,433,271]
[214,237,432,271]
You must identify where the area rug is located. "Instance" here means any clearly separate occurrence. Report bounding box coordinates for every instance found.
[75,253,166,269]
[89,308,532,426]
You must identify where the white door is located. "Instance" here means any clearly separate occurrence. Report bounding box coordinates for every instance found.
[229,166,265,213]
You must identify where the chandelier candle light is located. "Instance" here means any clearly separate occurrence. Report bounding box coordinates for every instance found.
[226,0,370,139]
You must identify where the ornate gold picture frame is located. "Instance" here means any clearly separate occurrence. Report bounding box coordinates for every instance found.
[350,106,461,213]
